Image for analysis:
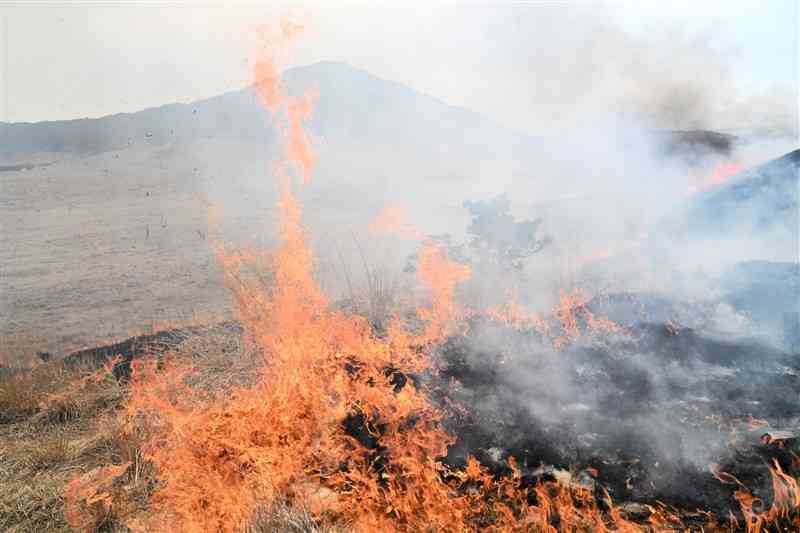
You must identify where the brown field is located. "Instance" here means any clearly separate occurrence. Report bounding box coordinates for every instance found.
[0,138,480,365]
[0,142,272,364]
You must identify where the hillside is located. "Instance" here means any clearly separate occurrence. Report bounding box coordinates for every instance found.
[0,61,529,158]
[684,148,799,235]
[662,148,800,268]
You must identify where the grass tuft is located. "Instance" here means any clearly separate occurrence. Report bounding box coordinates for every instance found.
[248,503,346,533]
[0,323,257,532]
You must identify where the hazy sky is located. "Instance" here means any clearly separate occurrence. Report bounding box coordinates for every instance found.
[0,1,797,134]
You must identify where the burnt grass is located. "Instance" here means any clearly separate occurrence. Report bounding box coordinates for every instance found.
[60,321,242,380]
[15,312,798,527]
[430,314,800,520]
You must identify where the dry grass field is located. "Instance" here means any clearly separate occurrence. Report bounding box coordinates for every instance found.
[0,322,342,532]
[0,138,474,366]
[0,142,274,364]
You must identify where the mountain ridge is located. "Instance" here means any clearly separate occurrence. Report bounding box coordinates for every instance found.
[0,61,531,157]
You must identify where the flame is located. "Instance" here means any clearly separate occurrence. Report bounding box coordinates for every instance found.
[207,204,224,230]
[251,21,303,112]
[113,23,480,532]
[415,240,471,343]
[368,206,425,240]
[712,461,800,532]
[486,299,549,334]
[64,462,132,530]
[285,92,317,183]
[688,161,743,194]
[123,27,622,532]
[553,288,623,349]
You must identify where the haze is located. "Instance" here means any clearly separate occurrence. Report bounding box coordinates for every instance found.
[1,1,797,135]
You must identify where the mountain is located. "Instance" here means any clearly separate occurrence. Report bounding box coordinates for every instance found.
[1,61,741,174]
[0,61,542,223]
[0,61,529,159]
[0,86,273,155]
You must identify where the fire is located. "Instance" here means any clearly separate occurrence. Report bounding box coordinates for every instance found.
[688,161,743,194]
[368,205,426,240]
[369,205,470,342]
[486,299,549,334]
[415,242,471,343]
[553,288,623,349]
[63,22,800,533]
[111,24,483,532]
[285,92,317,183]
[733,459,800,533]
[65,462,132,530]
[252,21,303,112]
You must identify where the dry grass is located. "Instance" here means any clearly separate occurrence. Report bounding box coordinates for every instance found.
[248,504,346,533]
[0,331,51,369]
[34,364,126,426]
[0,363,65,422]
[0,322,272,533]
[0,356,137,533]
[360,265,402,334]
[333,263,405,335]
[0,417,137,532]
[168,322,262,393]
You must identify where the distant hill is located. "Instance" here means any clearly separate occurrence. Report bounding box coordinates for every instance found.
[682,149,799,237]
[1,61,739,166]
[0,86,274,155]
[0,61,530,160]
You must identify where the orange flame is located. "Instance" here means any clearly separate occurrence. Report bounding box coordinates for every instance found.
[486,299,549,334]
[712,460,800,533]
[252,21,303,112]
[368,205,425,240]
[553,288,623,349]
[415,240,471,343]
[285,92,317,183]
[688,161,743,194]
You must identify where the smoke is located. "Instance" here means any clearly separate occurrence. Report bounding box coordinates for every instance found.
[449,3,798,137]
[431,308,799,512]
[3,7,798,524]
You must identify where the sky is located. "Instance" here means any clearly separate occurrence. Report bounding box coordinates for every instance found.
[0,1,797,134]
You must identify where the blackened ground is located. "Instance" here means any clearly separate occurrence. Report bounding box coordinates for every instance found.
[61,321,242,379]
[12,307,796,522]
[432,314,799,518]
